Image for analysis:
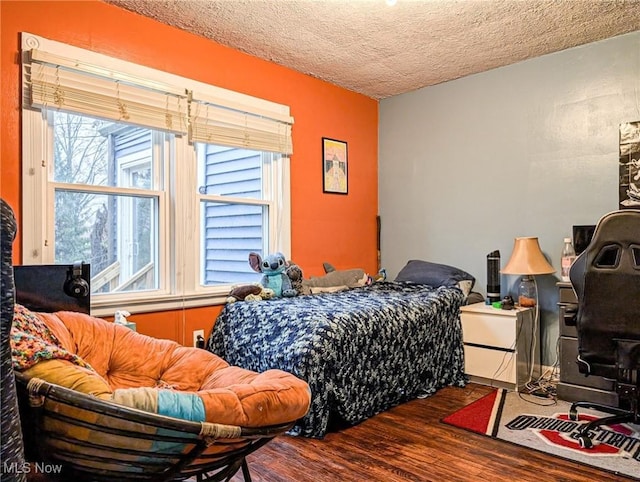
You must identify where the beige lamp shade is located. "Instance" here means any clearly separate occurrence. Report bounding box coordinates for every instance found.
[501,237,556,275]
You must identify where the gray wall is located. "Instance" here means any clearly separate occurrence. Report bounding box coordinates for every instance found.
[379,31,640,366]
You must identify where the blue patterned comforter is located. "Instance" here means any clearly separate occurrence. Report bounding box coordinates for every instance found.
[207,282,467,438]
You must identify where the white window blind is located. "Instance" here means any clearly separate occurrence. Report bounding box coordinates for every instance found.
[23,43,294,154]
[26,49,189,134]
[189,92,294,154]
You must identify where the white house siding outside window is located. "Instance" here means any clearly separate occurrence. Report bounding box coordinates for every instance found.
[21,33,292,316]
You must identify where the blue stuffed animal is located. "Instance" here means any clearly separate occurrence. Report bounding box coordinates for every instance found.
[248,252,297,298]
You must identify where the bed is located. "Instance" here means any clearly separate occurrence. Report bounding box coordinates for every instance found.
[207,280,468,438]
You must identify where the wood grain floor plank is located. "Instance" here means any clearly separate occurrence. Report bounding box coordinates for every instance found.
[235,383,631,481]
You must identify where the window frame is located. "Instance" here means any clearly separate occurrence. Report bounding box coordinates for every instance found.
[21,33,291,317]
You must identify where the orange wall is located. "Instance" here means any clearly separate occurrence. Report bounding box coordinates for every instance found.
[0,1,379,344]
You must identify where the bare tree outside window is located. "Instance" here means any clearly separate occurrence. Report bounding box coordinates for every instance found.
[52,111,159,293]
[53,113,109,268]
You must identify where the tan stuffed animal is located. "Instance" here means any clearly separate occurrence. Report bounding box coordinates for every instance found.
[226,284,275,303]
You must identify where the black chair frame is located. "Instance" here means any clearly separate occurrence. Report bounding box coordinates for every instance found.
[15,373,293,481]
[565,209,640,449]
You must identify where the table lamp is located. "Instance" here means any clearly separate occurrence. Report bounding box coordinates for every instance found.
[501,237,555,307]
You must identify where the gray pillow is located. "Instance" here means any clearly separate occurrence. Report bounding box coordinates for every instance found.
[395,260,475,294]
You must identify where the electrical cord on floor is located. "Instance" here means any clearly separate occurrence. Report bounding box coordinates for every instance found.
[522,376,557,399]
[520,337,561,402]
[517,390,558,406]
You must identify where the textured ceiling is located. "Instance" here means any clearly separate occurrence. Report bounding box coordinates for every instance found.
[105,0,640,99]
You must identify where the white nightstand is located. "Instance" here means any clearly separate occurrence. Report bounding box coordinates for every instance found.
[460,302,538,391]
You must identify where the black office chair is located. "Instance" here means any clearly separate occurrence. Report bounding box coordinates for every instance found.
[566,209,640,448]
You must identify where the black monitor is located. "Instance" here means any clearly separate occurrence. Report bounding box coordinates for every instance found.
[14,263,91,314]
[573,225,596,256]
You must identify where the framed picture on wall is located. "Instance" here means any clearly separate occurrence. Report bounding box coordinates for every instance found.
[322,137,348,194]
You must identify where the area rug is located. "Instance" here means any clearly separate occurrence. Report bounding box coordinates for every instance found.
[442,389,639,480]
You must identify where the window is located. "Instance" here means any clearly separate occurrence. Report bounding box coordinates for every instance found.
[194,142,289,289]
[197,144,270,286]
[21,33,292,316]
[49,112,165,294]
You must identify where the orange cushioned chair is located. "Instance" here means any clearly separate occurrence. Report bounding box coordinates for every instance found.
[14,306,311,482]
[9,301,311,482]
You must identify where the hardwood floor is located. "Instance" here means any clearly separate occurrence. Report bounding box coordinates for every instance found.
[234,383,631,482]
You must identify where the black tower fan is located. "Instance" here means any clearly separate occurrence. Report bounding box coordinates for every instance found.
[486,250,501,303]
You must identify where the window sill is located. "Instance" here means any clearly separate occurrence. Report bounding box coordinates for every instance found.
[90,292,228,317]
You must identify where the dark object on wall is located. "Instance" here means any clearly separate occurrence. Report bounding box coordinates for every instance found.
[486,250,501,303]
[572,225,596,256]
[15,263,91,314]
[0,198,27,481]
[376,215,381,271]
[564,209,640,449]
[618,121,640,210]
